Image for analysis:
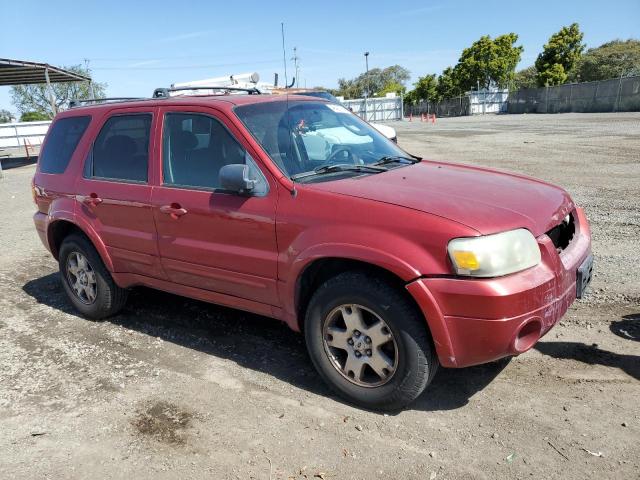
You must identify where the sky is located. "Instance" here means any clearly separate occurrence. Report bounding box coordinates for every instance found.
[1,0,639,115]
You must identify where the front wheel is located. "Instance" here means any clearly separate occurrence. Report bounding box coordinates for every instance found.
[304,272,438,411]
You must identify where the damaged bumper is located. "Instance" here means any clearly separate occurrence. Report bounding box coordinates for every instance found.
[407,208,592,368]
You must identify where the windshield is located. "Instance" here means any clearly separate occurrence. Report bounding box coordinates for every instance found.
[234,100,409,181]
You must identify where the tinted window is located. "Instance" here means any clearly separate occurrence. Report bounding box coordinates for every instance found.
[91,114,151,182]
[39,116,90,174]
[162,113,266,193]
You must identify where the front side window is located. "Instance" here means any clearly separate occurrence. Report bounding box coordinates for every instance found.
[90,114,151,182]
[39,116,91,174]
[234,100,409,181]
[162,112,266,194]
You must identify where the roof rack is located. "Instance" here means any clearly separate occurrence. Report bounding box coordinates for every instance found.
[152,85,261,98]
[69,97,145,108]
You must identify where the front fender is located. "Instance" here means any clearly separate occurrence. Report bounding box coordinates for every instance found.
[292,242,422,282]
[280,239,440,331]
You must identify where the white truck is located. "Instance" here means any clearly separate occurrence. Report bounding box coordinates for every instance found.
[170,73,398,143]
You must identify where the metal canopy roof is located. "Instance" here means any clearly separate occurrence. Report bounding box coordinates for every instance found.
[0,58,91,86]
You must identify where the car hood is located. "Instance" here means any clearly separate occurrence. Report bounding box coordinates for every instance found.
[306,161,574,236]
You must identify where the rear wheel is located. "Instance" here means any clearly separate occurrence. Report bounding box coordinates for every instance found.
[58,234,128,319]
[304,272,438,411]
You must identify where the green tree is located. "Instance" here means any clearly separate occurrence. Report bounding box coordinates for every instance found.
[574,39,640,81]
[0,109,14,123]
[513,66,538,89]
[535,23,585,86]
[436,67,462,99]
[378,65,411,88]
[20,111,51,122]
[336,65,410,99]
[376,81,405,97]
[405,74,439,104]
[10,65,106,118]
[537,63,568,87]
[454,33,523,91]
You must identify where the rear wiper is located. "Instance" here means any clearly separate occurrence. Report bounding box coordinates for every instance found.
[291,163,387,180]
[373,155,421,167]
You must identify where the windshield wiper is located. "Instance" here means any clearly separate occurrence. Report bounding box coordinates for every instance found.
[373,155,421,167]
[291,163,387,180]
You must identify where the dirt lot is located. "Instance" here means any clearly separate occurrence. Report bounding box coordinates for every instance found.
[1,113,638,479]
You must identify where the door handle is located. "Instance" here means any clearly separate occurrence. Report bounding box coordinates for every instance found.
[160,203,188,219]
[82,193,103,207]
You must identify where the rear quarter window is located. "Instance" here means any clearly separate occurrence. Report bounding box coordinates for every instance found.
[38,116,91,174]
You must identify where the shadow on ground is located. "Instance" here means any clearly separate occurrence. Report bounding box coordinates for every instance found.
[23,272,508,413]
[610,314,639,342]
[0,156,37,170]
[535,331,639,381]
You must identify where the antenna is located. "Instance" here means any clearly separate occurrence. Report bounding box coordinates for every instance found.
[281,22,288,88]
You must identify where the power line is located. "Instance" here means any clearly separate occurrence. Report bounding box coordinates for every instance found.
[91,59,282,71]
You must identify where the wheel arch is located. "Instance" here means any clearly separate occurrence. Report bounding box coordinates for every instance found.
[47,217,114,272]
[293,256,426,334]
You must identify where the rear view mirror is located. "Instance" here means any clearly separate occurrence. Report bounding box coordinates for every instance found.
[219,164,256,195]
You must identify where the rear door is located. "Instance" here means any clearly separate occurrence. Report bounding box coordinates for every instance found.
[151,105,279,306]
[75,107,164,278]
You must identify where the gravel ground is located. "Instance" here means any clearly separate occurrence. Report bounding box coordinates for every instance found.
[0,113,638,479]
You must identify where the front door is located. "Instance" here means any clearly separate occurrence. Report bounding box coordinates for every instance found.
[151,106,279,306]
[75,108,164,278]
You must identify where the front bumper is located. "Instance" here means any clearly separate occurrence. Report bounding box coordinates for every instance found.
[407,207,592,368]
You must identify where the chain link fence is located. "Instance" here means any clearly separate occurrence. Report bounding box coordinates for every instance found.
[508,75,640,114]
[404,76,640,118]
[404,96,470,117]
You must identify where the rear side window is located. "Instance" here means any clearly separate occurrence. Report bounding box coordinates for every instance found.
[89,114,151,182]
[39,116,90,174]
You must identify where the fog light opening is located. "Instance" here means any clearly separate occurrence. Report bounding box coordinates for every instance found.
[513,320,542,353]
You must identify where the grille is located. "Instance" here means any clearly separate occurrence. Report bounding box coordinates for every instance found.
[546,213,576,253]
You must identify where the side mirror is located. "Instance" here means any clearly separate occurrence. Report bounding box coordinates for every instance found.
[219,164,256,195]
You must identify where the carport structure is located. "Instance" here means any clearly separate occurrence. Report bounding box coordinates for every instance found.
[0,58,93,175]
[0,58,92,115]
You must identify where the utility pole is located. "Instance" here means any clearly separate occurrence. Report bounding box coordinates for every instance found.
[364,51,369,121]
[44,68,57,116]
[291,47,300,88]
[84,58,96,98]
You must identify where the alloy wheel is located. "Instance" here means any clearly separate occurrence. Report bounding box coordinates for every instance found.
[65,251,97,305]
[322,304,398,387]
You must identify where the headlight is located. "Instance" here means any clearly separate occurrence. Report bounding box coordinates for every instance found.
[447,228,541,277]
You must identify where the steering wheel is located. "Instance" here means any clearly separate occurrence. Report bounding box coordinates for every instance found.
[325,146,356,165]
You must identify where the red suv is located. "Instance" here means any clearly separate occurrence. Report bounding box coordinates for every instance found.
[32,90,593,410]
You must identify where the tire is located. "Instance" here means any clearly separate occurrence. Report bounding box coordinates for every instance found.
[304,271,438,411]
[58,233,128,319]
